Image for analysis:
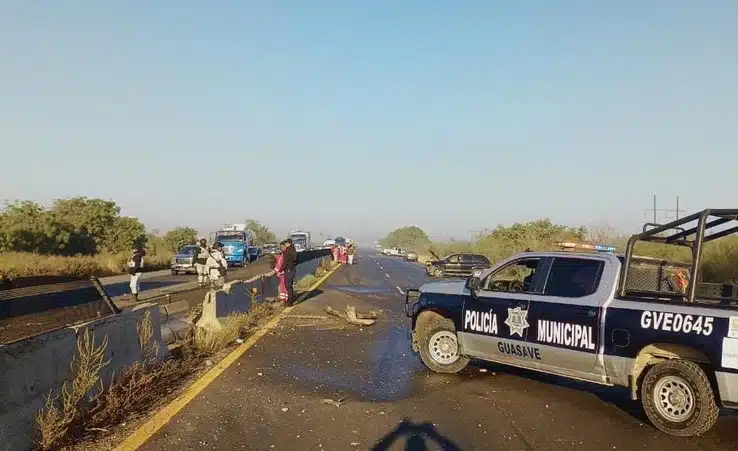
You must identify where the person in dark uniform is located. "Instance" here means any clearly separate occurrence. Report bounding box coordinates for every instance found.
[128,247,145,302]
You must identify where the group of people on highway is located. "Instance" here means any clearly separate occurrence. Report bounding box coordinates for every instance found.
[142,237,298,305]
[332,242,356,265]
[126,237,334,305]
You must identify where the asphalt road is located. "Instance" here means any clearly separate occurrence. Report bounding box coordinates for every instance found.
[100,259,267,298]
[138,252,737,451]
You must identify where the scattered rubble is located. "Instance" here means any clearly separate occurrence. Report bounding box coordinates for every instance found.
[324,305,378,326]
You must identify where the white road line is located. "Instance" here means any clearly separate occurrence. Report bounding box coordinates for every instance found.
[385,273,391,278]
[396,286,405,295]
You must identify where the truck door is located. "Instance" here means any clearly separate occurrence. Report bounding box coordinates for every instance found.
[459,257,545,366]
[526,256,607,376]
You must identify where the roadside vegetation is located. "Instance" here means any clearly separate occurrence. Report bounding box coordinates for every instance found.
[380,220,738,283]
[0,198,279,278]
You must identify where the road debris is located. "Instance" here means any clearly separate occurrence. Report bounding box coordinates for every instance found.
[321,397,346,407]
[324,305,377,326]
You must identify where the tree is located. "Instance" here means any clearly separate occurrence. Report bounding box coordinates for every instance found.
[245,219,277,246]
[475,219,589,264]
[52,197,120,254]
[0,197,151,256]
[0,201,71,254]
[163,227,199,253]
[104,217,147,253]
[380,226,430,250]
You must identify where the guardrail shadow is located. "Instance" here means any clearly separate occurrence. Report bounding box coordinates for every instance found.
[371,419,464,451]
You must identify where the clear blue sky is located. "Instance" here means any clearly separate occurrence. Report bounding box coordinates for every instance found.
[1,1,737,242]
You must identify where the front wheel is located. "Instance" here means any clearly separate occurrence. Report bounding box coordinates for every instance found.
[417,317,469,373]
[171,270,178,275]
[433,267,444,278]
[640,359,719,437]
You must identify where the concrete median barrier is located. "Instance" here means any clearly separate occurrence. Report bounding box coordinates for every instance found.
[196,250,332,331]
[0,303,167,451]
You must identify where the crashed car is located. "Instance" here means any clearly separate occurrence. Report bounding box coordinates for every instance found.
[405,209,738,437]
[425,251,491,278]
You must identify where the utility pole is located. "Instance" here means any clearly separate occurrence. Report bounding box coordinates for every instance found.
[644,195,687,224]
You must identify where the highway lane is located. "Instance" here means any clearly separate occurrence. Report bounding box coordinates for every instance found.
[138,252,737,451]
[100,259,270,298]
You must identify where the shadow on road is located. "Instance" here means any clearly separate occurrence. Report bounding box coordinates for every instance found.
[294,288,324,305]
[372,419,464,451]
[104,280,185,297]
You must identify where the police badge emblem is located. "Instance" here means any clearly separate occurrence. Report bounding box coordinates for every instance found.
[504,306,530,337]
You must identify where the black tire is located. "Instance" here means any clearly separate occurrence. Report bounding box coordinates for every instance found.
[640,359,719,437]
[171,270,178,275]
[433,267,444,278]
[417,316,470,374]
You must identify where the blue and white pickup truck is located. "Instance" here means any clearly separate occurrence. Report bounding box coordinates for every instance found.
[404,209,738,437]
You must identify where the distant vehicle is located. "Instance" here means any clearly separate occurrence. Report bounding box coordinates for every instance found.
[247,246,261,262]
[425,252,491,278]
[290,230,311,252]
[170,245,200,275]
[405,251,419,262]
[262,243,280,255]
[213,224,251,267]
[323,239,336,248]
[383,247,406,257]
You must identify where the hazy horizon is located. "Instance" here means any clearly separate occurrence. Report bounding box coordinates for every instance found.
[2,2,736,243]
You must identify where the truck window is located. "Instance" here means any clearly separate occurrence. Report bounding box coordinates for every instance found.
[481,258,541,293]
[447,255,460,263]
[543,258,604,298]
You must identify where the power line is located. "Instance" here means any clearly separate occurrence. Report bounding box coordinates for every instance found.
[644,195,687,224]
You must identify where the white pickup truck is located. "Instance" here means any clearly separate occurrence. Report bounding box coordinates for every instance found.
[405,209,738,437]
[382,247,406,257]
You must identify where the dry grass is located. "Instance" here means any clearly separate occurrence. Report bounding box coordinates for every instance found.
[35,329,110,450]
[295,274,318,293]
[0,251,173,278]
[193,303,277,355]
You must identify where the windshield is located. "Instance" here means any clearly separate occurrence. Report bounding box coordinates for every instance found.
[177,246,199,255]
[216,232,245,241]
[264,243,278,249]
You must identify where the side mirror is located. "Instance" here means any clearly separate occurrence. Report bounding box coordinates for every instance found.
[465,268,484,296]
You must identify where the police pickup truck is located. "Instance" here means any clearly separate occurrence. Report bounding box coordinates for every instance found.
[404,209,738,437]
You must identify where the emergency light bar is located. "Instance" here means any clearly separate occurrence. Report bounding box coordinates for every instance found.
[556,242,616,253]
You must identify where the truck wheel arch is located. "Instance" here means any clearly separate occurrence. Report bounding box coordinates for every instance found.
[414,309,450,332]
[629,343,712,400]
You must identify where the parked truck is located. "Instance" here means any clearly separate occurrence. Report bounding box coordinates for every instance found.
[404,209,738,437]
[212,223,252,267]
[290,230,311,252]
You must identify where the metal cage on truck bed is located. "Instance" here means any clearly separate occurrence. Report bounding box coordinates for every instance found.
[618,209,738,305]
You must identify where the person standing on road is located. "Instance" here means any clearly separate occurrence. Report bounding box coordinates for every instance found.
[347,243,356,265]
[274,241,288,303]
[194,238,210,288]
[127,246,145,302]
[279,238,298,305]
[206,241,229,290]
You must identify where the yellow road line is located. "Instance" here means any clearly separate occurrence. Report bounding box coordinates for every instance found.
[114,263,343,451]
